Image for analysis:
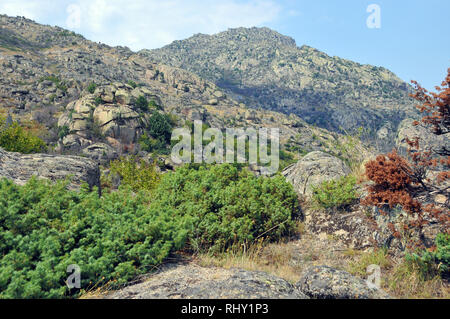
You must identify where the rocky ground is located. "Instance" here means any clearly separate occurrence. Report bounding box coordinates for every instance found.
[91,262,388,299]
[103,263,309,299]
[83,228,393,300]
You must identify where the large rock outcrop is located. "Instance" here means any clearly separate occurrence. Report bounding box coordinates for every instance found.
[105,263,308,299]
[303,207,389,250]
[1,15,373,165]
[396,118,450,156]
[102,263,391,299]
[0,147,100,190]
[282,151,351,196]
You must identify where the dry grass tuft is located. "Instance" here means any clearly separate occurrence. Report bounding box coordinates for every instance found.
[195,240,303,284]
[347,249,449,299]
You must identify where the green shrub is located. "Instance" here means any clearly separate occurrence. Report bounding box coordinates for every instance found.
[279,149,296,171]
[39,76,67,93]
[0,164,300,298]
[149,164,299,253]
[109,156,161,193]
[94,96,103,106]
[406,233,450,280]
[139,132,169,155]
[148,99,162,110]
[0,178,188,298]
[87,83,97,94]
[39,75,59,84]
[135,95,149,112]
[127,80,137,89]
[139,111,173,154]
[0,116,47,154]
[57,125,70,140]
[312,175,358,210]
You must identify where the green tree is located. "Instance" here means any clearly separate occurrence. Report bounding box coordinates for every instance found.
[87,83,97,94]
[312,175,358,210]
[135,95,149,112]
[0,116,46,153]
[147,111,172,142]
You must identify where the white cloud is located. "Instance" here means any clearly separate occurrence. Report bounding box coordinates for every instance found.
[0,0,55,20]
[0,0,282,51]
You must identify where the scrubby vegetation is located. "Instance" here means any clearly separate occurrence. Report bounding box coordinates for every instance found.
[127,80,137,89]
[0,164,299,298]
[108,156,161,193]
[149,164,299,253]
[39,75,67,93]
[406,233,449,280]
[357,68,450,296]
[312,175,358,210]
[362,69,449,249]
[87,83,97,94]
[57,125,70,140]
[0,115,47,153]
[347,247,449,298]
[135,95,149,112]
[0,178,188,298]
[139,111,174,154]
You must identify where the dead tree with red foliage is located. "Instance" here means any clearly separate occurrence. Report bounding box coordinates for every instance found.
[363,68,450,249]
[410,69,450,156]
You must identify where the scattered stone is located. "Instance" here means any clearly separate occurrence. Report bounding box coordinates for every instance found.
[208,98,218,105]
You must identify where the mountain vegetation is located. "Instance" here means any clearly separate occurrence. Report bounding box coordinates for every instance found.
[0,164,298,298]
[0,15,447,299]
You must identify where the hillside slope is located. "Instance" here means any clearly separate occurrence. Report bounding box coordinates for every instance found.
[0,15,365,166]
[141,27,418,147]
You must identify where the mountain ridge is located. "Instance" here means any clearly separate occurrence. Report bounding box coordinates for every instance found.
[141,26,418,148]
[1,15,364,166]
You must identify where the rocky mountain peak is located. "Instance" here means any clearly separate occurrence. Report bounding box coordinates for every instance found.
[164,26,297,51]
[142,27,418,149]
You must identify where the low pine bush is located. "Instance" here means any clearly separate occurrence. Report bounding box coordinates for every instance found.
[109,156,161,193]
[87,83,97,94]
[0,164,299,298]
[312,175,358,210]
[139,111,174,154]
[149,164,299,253]
[0,178,188,298]
[135,95,148,112]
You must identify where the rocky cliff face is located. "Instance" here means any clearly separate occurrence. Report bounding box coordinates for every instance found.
[1,15,369,165]
[0,15,231,116]
[142,27,418,148]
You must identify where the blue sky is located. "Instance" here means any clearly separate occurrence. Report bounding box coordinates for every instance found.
[1,0,448,90]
